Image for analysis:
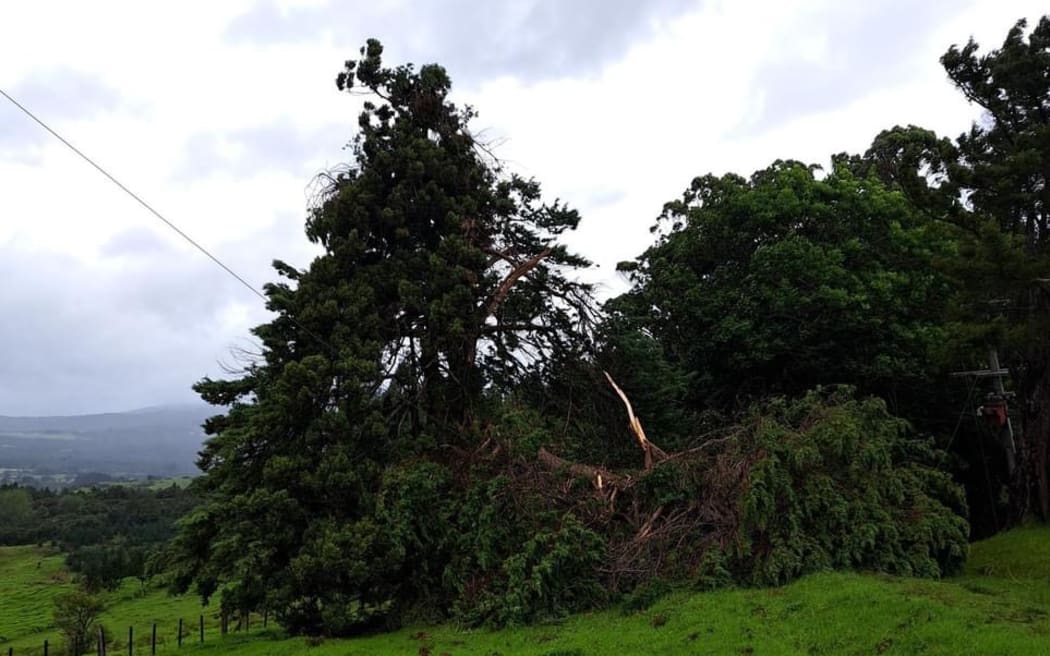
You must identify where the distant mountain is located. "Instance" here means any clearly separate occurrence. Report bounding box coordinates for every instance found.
[0,404,216,483]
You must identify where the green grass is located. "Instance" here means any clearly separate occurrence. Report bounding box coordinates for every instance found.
[0,545,72,645]
[0,545,209,654]
[5,527,1050,655]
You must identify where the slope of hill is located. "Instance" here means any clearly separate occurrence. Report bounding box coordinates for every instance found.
[3,526,1050,655]
[0,405,213,485]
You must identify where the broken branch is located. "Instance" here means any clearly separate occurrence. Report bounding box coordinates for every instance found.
[604,371,667,469]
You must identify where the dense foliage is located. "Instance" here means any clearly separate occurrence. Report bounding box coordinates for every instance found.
[837,19,1050,525]
[614,160,956,418]
[170,41,595,634]
[941,18,1050,522]
[159,33,1002,637]
[0,483,196,591]
[732,389,968,582]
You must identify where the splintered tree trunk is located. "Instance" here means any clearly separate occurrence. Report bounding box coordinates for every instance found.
[1016,355,1050,522]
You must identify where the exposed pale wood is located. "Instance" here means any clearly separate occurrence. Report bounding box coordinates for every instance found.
[603,370,667,469]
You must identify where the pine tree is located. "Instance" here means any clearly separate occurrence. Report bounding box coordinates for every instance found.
[169,40,593,634]
[940,17,1050,521]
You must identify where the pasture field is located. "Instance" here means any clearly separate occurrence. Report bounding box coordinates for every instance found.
[3,526,1050,655]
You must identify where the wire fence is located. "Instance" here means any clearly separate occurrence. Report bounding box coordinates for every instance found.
[3,610,270,656]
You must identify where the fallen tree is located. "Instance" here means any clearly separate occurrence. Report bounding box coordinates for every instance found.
[440,382,969,626]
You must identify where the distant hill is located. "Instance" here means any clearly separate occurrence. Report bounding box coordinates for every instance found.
[0,404,215,484]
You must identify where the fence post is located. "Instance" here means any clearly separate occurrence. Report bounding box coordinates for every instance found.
[199,615,204,644]
[128,626,133,656]
[151,624,156,655]
[42,640,47,656]
[177,619,183,648]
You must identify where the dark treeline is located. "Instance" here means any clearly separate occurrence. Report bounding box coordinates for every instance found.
[149,17,1050,637]
[0,483,197,591]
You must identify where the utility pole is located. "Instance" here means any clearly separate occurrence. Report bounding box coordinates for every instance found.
[986,349,1018,473]
[952,348,1017,473]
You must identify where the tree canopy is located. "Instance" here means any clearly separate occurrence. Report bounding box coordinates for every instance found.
[163,35,997,636]
[613,160,956,421]
[844,18,1050,524]
[170,40,596,634]
[942,17,1050,521]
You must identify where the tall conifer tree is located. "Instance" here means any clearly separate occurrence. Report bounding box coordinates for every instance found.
[170,40,593,634]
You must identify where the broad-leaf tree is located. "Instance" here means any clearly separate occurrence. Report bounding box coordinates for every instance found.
[614,160,956,422]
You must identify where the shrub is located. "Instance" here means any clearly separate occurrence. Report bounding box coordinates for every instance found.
[735,388,969,584]
[52,588,104,654]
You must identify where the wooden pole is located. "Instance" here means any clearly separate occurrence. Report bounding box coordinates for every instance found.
[42,640,47,656]
[177,619,182,648]
[988,348,1018,472]
[199,615,204,644]
[151,624,156,655]
[128,626,133,656]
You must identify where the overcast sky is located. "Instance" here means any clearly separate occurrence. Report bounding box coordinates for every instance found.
[0,0,1044,416]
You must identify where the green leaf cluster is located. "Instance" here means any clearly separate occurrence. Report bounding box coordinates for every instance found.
[734,388,969,585]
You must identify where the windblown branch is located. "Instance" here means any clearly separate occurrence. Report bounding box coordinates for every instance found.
[486,247,552,316]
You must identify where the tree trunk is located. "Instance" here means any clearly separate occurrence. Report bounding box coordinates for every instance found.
[1016,355,1050,522]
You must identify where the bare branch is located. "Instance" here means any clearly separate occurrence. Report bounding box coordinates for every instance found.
[486,247,552,316]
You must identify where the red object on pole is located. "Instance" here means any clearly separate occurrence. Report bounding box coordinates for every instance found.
[980,398,1009,427]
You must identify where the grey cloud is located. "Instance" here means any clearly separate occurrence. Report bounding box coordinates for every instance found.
[176,118,352,181]
[100,228,174,258]
[225,0,700,85]
[0,69,122,158]
[0,213,315,416]
[738,0,977,136]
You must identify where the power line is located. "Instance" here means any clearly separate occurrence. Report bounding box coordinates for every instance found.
[1,88,268,304]
[0,87,341,358]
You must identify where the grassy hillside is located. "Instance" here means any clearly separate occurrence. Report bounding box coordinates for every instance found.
[4,527,1050,655]
[0,545,208,653]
